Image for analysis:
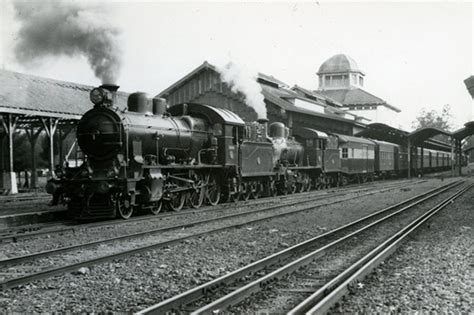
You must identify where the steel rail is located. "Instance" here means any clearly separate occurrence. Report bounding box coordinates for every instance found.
[0,179,419,243]
[0,181,425,290]
[0,180,414,270]
[187,180,463,315]
[136,180,461,314]
[297,183,473,315]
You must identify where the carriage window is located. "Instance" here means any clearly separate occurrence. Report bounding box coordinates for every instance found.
[342,148,348,159]
[306,139,314,147]
[351,148,354,158]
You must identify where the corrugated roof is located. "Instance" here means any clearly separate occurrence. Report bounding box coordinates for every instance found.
[318,88,401,113]
[0,69,129,118]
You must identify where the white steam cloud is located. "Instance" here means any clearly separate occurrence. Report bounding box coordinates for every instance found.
[217,61,267,119]
[13,1,122,84]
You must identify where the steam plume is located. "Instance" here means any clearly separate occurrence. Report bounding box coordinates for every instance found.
[13,1,122,84]
[217,61,267,119]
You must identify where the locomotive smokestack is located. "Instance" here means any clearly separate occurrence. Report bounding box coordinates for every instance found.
[257,118,269,137]
[100,84,120,92]
[100,84,120,106]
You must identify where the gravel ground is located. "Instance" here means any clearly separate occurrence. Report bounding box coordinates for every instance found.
[0,177,462,312]
[332,180,473,313]
[224,181,465,314]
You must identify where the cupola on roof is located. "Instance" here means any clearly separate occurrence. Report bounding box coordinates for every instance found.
[317,54,364,75]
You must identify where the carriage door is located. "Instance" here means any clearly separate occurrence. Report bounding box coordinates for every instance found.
[363,145,369,172]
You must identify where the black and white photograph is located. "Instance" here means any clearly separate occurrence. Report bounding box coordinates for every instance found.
[0,0,473,313]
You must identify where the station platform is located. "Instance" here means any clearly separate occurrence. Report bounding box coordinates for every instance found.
[0,192,68,229]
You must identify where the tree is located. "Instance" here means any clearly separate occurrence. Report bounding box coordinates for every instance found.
[412,104,452,131]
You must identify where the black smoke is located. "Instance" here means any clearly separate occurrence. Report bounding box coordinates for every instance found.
[13,1,122,83]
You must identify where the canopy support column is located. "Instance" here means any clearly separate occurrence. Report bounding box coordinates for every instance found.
[451,137,455,177]
[457,139,462,176]
[58,124,74,166]
[0,114,19,194]
[25,126,44,189]
[407,138,411,179]
[41,117,60,178]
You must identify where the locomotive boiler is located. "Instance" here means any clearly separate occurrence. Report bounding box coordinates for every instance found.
[50,84,228,219]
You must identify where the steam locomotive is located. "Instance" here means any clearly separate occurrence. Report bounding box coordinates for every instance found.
[47,85,456,219]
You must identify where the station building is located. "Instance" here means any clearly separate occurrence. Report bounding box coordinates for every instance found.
[157,61,368,136]
[316,54,401,126]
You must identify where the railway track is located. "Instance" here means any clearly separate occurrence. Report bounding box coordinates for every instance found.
[0,178,422,243]
[136,180,469,314]
[0,179,428,290]
[287,182,473,315]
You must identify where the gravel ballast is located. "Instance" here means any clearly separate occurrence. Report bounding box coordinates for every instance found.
[332,182,473,313]
[0,178,466,312]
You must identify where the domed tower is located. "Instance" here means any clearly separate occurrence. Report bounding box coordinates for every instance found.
[317,54,365,90]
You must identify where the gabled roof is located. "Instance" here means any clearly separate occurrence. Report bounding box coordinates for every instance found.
[318,88,401,113]
[158,61,216,98]
[0,69,129,120]
[157,61,360,125]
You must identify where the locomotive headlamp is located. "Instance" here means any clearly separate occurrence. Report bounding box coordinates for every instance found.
[90,88,106,105]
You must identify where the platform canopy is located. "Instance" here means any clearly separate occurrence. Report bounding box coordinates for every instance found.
[355,123,453,151]
[354,123,408,146]
[452,121,474,141]
[0,69,129,193]
[409,127,451,146]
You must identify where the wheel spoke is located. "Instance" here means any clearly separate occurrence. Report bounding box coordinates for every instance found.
[150,200,162,215]
[206,177,221,206]
[169,192,186,211]
[116,193,133,219]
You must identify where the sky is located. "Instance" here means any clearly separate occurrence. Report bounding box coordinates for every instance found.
[1,0,473,131]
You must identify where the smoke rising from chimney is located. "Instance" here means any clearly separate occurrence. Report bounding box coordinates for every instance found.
[13,1,122,84]
[217,61,267,119]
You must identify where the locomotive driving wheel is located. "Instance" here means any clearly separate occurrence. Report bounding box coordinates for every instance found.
[149,200,162,215]
[206,176,221,206]
[115,193,133,219]
[250,182,260,200]
[188,176,205,209]
[169,191,186,211]
[269,180,278,197]
[242,183,251,201]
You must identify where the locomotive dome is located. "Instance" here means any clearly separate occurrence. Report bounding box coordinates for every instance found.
[317,54,364,75]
